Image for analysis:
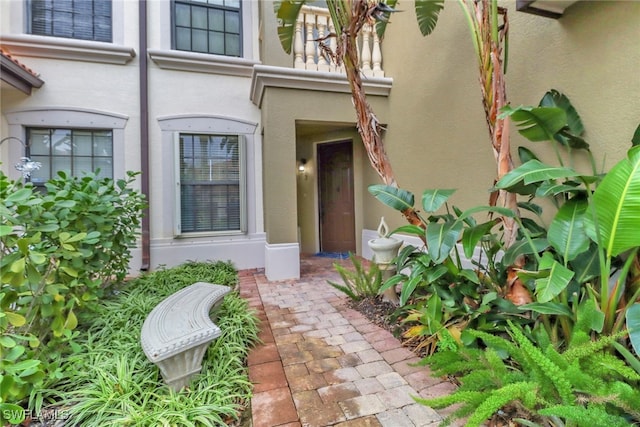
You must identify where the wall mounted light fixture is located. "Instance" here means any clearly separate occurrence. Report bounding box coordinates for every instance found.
[298,158,307,173]
[0,136,42,179]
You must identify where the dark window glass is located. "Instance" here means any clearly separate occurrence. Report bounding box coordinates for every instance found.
[26,128,113,187]
[30,0,112,42]
[173,0,241,56]
[179,134,242,233]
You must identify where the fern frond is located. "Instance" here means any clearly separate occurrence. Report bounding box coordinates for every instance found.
[508,322,575,405]
[467,328,519,356]
[415,391,486,426]
[544,345,568,371]
[564,330,628,362]
[484,347,509,380]
[564,363,604,395]
[414,390,484,409]
[538,404,630,427]
[426,348,486,376]
[584,351,640,382]
[466,382,538,427]
[609,381,640,420]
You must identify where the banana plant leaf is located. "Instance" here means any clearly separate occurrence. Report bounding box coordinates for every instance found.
[539,89,587,148]
[626,303,640,357]
[422,189,456,213]
[390,225,425,239]
[518,302,573,317]
[556,129,590,150]
[518,146,540,163]
[574,298,605,335]
[592,146,640,257]
[274,0,307,54]
[535,182,584,198]
[517,201,543,216]
[548,198,590,262]
[415,0,445,37]
[496,160,579,190]
[368,184,414,212]
[632,123,640,147]
[426,221,463,264]
[455,205,514,224]
[534,253,575,303]
[461,220,498,260]
[569,245,600,284]
[499,105,567,142]
[503,237,549,266]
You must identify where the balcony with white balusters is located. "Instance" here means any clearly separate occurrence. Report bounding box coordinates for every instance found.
[250,5,392,107]
[293,5,384,77]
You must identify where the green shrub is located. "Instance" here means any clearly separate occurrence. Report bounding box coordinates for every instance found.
[328,253,382,300]
[0,170,145,424]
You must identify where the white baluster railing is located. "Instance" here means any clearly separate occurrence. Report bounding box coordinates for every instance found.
[293,5,384,77]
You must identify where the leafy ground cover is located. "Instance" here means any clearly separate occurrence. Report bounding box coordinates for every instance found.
[28,261,259,427]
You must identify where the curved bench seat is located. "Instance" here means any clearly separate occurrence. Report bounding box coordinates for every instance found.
[141,282,231,390]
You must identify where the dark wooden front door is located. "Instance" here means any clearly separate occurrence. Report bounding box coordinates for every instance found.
[318,140,356,253]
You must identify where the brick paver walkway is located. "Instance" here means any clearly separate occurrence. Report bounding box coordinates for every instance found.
[239,256,459,427]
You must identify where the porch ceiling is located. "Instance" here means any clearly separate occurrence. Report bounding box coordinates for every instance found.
[295,120,356,139]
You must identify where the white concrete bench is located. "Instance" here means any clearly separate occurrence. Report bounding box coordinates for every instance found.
[141,282,231,390]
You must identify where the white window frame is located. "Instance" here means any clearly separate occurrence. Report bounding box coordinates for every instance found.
[157,114,258,239]
[27,0,114,43]
[173,132,247,237]
[149,0,258,77]
[4,107,128,181]
[0,0,133,65]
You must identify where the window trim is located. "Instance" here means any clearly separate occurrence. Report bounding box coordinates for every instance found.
[171,0,243,57]
[173,132,246,237]
[150,1,257,76]
[4,107,128,181]
[27,0,113,43]
[0,1,131,65]
[26,127,115,186]
[157,114,258,240]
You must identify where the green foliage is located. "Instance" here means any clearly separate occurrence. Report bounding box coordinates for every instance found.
[417,322,640,426]
[415,0,445,37]
[328,254,382,301]
[495,92,640,351]
[0,170,145,424]
[369,186,522,352]
[33,261,258,426]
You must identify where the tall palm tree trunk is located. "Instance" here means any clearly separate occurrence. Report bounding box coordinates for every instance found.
[339,0,424,229]
[465,0,519,248]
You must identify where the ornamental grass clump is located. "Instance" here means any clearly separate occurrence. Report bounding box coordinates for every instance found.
[32,261,259,427]
[328,253,383,301]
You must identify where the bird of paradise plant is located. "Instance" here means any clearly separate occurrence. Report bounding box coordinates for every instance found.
[275,1,523,264]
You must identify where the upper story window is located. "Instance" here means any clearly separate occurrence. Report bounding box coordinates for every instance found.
[173,0,242,57]
[29,0,112,42]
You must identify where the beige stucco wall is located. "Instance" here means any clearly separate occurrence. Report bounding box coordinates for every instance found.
[1,1,267,272]
[261,87,390,247]
[360,0,640,233]
[0,1,141,179]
